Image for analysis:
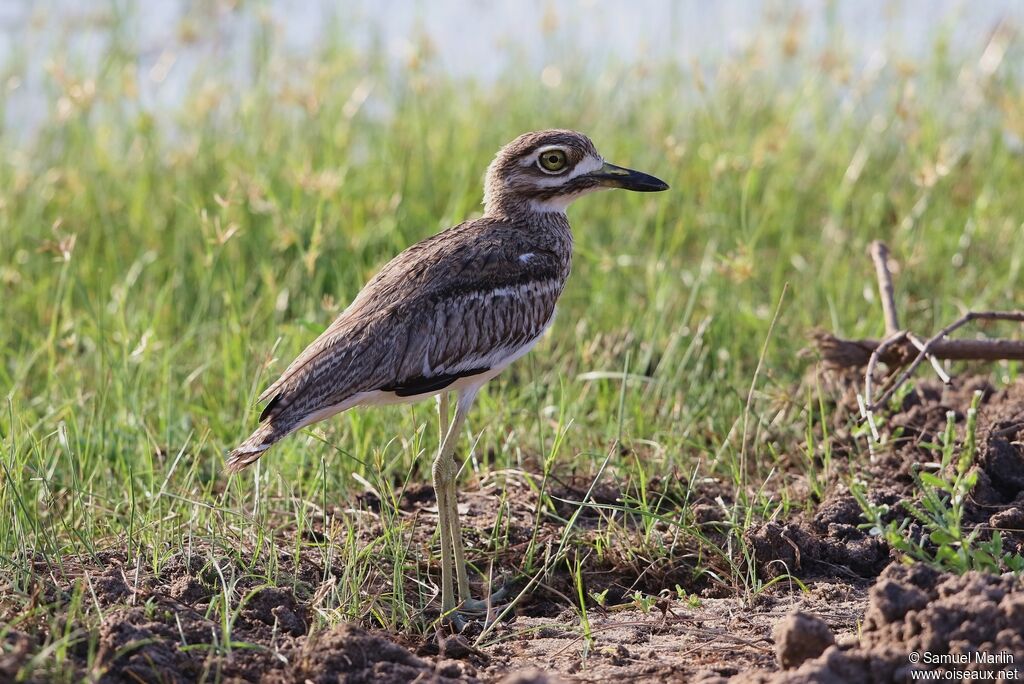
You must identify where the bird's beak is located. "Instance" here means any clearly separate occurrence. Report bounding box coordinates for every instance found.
[588,161,669,192]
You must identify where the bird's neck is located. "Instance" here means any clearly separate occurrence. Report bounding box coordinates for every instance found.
[484,197,569,224]
[504,205,574,260]
[481,201,572,256]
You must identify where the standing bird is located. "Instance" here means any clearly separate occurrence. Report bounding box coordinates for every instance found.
[228,130,668,620]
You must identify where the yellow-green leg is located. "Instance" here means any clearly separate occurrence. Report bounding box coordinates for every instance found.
[433,390,475,616]
[433,387,507,622]
[444,393,475,606]
[432,401,457,615]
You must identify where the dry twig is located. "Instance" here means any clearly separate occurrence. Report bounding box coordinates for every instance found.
[814,241,1024,431]
[869,240,900,336]
[868,310,1024,410]
[815,333,1024,368]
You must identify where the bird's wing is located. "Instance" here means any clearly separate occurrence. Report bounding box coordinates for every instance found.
[256,219,567,426]
[255,220,491,410]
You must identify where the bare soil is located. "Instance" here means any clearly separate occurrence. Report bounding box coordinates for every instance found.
[722,563,1024,683]
[0,547,867,683]
[4,375,1024,682]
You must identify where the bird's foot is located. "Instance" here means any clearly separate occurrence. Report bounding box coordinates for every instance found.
[446,611,473,634]
[441,585,511,633]
[458,584,510,615]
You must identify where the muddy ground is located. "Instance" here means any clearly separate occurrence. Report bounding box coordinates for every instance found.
[4,375,1024,682]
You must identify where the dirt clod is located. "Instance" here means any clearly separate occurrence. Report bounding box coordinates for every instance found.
[0,631,33,682]
[867,575,931,624]
[439,634,482,660]
[737,562,1024,682]
[861,564,1024,662]
[167,573,209,604]
[97,609,201,683]
[244,586,307,636]
[293,623,468,683]
[746,519,889,580]
[773,612,835,669]
[990,507,1024,530]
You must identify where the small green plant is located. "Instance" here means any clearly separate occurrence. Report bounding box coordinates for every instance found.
[569,553,594,657]
[143,597,158,620]
[802,383,834,503]
[853,391,1024,574]
[629,590,658,613]
[675,585,702,608]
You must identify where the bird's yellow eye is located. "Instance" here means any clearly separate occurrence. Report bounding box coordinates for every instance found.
[538,149,568,172]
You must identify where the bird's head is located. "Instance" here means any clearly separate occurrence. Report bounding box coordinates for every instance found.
[483,129,669,216]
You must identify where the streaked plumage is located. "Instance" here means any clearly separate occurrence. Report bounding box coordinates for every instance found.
[228,213,571,468]
[228,129,668,620]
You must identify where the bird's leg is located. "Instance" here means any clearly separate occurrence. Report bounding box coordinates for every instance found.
[446,395,474,606]
[432,392,458,616]
[442,389,509,616]
[436,389,475,608]
[434,387,507,624]
[437,392,450,440]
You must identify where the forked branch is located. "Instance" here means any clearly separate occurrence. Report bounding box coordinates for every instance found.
[812,241,1024,425]
[867,310,1024,410]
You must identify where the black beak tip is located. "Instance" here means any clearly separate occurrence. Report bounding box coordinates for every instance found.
[596,164,670,192]
[632,174,670,192]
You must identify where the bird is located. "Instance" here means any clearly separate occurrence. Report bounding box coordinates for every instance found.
[227,129,668,622]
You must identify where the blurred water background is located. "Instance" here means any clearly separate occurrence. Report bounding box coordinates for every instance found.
[1,0,1022,135]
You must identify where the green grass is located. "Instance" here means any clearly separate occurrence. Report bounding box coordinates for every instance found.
[2,5,1024,680]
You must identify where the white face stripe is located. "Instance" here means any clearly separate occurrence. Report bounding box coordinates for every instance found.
[521,144,567,169]
[508,144,608,211]
[522,146,604,177]
[566,154,604,179]
[530,154,604,188]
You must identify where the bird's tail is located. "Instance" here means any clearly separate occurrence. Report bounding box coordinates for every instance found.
[226,420,289,473]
